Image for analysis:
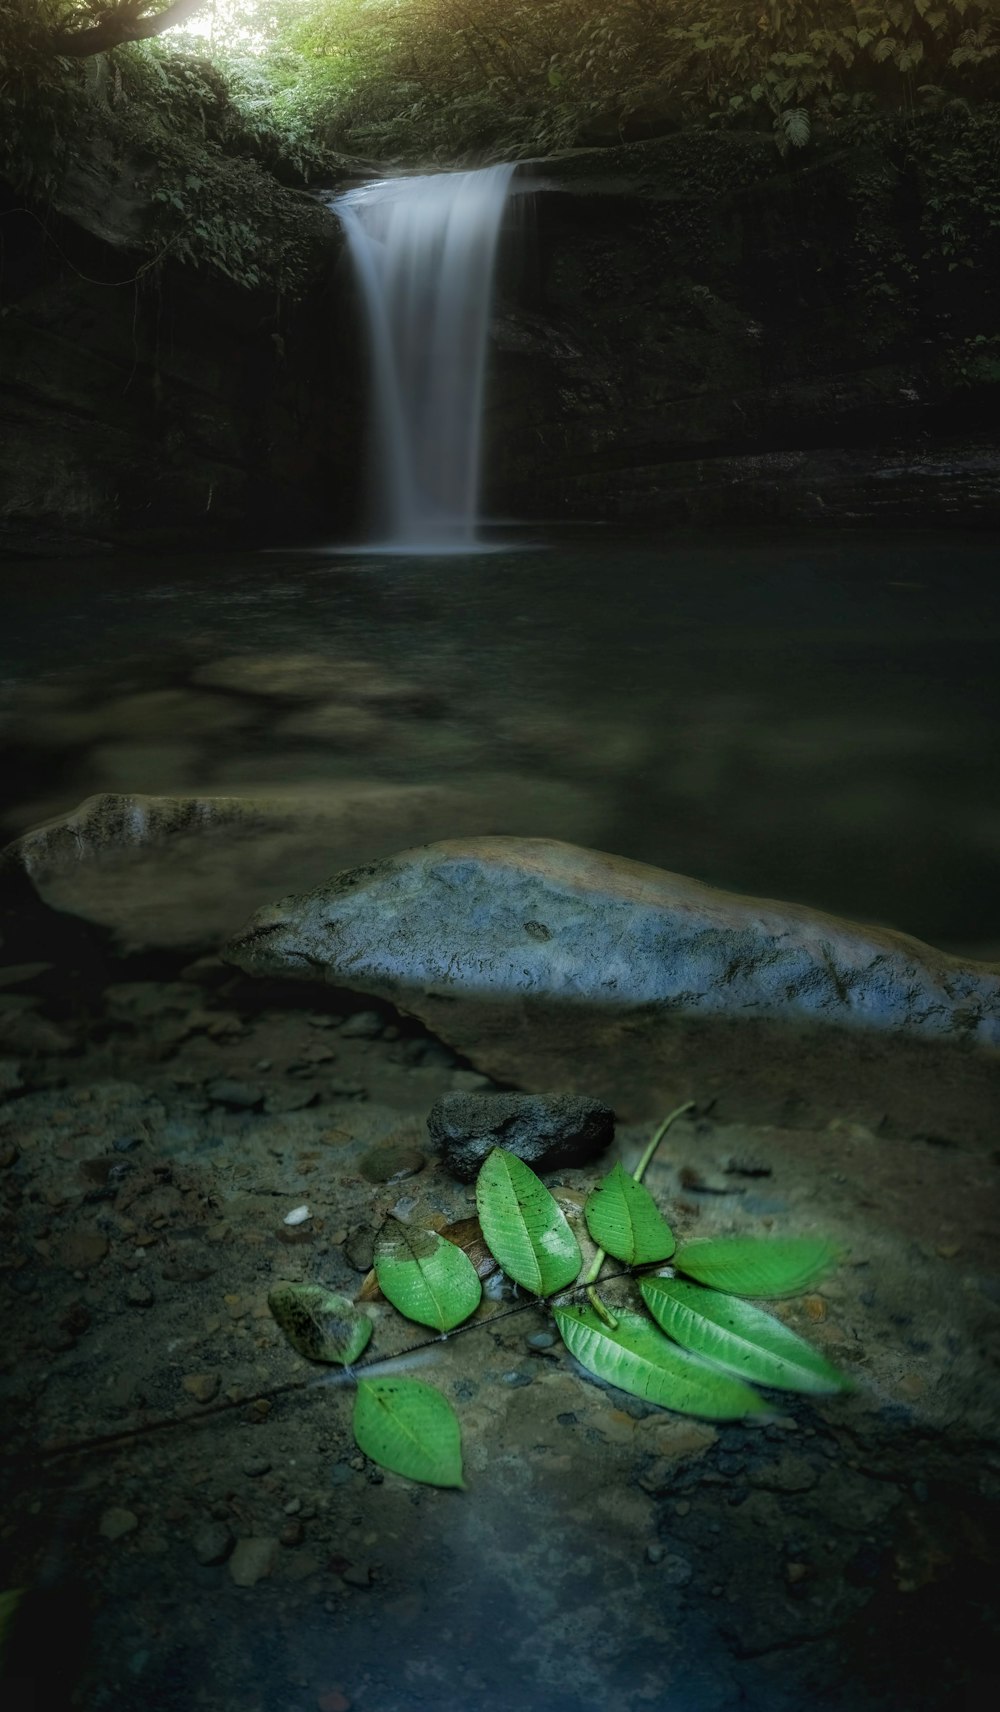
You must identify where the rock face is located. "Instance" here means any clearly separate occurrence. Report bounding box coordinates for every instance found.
[7,115,999,547]
[225,837,999,1139]
[426,1091,615,1182]
[0,164,357,552]
[485,124,1000,528]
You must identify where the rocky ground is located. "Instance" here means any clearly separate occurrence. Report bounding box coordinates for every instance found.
[2,932,999,1712]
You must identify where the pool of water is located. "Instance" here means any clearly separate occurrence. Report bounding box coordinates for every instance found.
[2,526,998,952]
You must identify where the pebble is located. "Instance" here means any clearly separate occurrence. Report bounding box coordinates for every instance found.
[206,1079,263,1109]
[639,1459,677,1496]
[662,1554,693,1588]
[228,1536,279,1586]
[99,1507,139,1541]
[125,1279,155,1308]
[264,1088,318,1114]
[748,1453,818,1493]
[242,1454,272,1477]
[343,1225,376,1271]
[340,1563,371,1588]
[283,1205,311,1226]
[646,1542,666,1564]
[182,1374,220,1404]
[339,1011,384,1039]
[526,1330,557,1350]
[191,1522,234,1566]
[284,1498,302,1514]
[280,1519,305,1548]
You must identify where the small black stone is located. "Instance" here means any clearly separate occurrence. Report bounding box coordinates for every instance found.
[426,1090,614,1182]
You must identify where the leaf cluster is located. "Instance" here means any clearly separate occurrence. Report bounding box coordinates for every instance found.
[0,2,91,195]
[266,0,1000,163]
[270,1137,851,1489]
[0,0,340,295]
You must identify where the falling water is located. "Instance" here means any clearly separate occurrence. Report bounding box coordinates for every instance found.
[333,164,516,552]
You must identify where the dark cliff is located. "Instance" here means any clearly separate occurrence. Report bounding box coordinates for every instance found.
[3,108,999,547]
[0,154,361,553]
[488,115,1000,528]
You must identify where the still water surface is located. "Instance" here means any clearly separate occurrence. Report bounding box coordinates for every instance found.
[2,526,997,952]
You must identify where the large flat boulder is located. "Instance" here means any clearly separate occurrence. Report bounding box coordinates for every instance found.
[224,837,999,1140]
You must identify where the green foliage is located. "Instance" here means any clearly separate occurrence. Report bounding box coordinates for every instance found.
[584,1159,675,1265]
[353,1377,465,1488]
[640,1277,848,1393]
[475,1147,582,1295]
[5,0,998,290]
[294,1127,850,1487]
[671,1235,841,1296]
[951,330,1000,382]
[0,1,339,294]
[267,0,1000,162]
[267,1282,372,1363]
[0,2,90,194]
[553,1301,769,1418]
[373,1216,482,1332]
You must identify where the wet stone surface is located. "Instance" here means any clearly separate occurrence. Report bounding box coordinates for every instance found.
[0,940,998,1712]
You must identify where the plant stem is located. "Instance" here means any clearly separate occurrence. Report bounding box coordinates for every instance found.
[582,1099,696,1321]
[632,1099,696,1187]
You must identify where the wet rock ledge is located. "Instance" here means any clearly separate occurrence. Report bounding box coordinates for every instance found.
[226,836,999,1142]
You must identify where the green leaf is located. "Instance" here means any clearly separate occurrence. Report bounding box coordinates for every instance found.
[554,1304,768,1420]
[373,1218,482,1332]
[268,1283,372,1365]
[673,1236,840,1298]
[353,1378,464,1488]
[584,1162,675,1265]
[475,1150,581,1296]
[780,107,811,148]
[640,1279,849,1394]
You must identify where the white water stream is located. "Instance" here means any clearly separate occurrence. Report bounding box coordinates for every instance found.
[333,164,516,552]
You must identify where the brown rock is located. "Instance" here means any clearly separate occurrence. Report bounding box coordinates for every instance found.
[182,1373,220,1405]
[99,1507,138,1541]
[57,1229,109,1270]
[228,1536,279,1586]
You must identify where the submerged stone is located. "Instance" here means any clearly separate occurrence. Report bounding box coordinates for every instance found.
[224,837,999,1139]
[0,786,599,953]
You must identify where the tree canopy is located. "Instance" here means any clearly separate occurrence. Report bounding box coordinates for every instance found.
[51,2,211,57]
[2,1,997,292]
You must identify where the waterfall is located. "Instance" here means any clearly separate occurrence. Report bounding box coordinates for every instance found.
[333,164,516,553]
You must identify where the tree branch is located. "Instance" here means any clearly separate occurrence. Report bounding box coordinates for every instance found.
[52,0,210,59]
